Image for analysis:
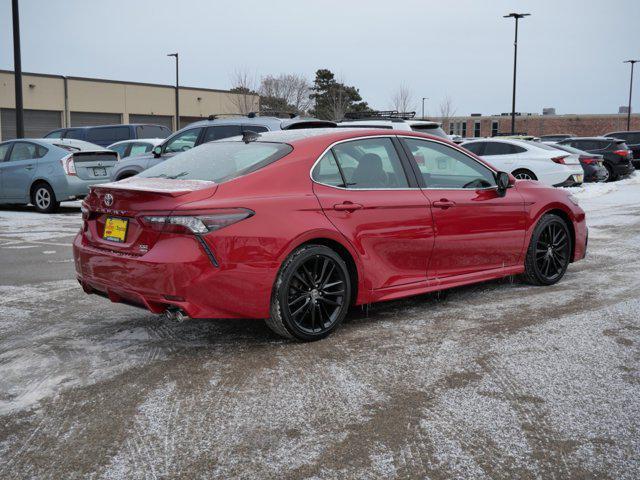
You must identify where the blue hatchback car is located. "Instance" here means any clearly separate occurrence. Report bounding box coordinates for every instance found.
[0,138,118,213]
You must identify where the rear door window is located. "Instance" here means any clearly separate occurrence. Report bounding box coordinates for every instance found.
[483,142,515,156]
[202,125,243,143]
[87,126,131,143]
[8,142,47,161]
[110,143,129,158]
[129,142,154,155]
[64,129,84,140]
[45,130,63,139]
[331,138,409,189]
[0,143,11,161]
[311,151,345,187]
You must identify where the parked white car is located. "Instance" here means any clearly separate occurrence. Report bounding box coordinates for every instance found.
[107,138,165,160]
[337,118,448,139]
[461,138,584,187]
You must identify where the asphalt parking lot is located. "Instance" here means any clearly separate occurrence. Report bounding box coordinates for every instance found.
[1,178,640,479]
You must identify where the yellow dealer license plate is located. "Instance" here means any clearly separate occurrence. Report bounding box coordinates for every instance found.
[103,217,129,243]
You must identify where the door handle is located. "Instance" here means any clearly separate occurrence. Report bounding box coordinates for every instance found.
[433,199,456,209]
[333,202,363,212]
[25,165,34,171]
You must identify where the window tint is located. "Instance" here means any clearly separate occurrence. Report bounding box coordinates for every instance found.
[136,125,171,139]
[483,142,516,156]
[311,151,345,187]
[64,129,84,139]
[202,125,243,143]
[138,141,292,183]
[8,142,47,161]
[86,126,131,143]
[404,138,496,189]
[242,125,269,134]
[511,145,526,153]
[110,143,129,157]
[0,143,11,161]
[163,128,202,154]
[129,142,153,156]
[463,142,484,155]
[45,130,63,139]
[331,138,409,188]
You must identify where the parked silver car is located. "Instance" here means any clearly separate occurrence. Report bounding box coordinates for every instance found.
[108,138,165,159]
[0,138,118,213]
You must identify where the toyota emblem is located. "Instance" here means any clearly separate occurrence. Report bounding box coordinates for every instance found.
[104,193,114,207]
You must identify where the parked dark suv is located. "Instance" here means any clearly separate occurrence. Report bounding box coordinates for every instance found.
[44,124,172,147]
[558,137,634,182]
[110,114,336,181]
[604,131,640,169]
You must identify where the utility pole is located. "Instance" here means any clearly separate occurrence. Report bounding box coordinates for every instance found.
[12,0,24,138]
[167,53,179,130]
[504,12,530,135]
[624,60,638,131]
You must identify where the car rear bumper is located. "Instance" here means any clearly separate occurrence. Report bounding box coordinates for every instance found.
[611,161,635,176]
[57,176,114,202]
[582,164,607,182]
[73,232,273,319]
[553,173,584,187]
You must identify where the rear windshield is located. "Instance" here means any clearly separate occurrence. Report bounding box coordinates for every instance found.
[548,143,583,154]
[410,124,448,138]
[137,141,292,183]
[527,141,560,151]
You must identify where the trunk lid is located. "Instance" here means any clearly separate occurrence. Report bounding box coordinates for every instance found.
[73,151,119,181]
[81,178,216,255]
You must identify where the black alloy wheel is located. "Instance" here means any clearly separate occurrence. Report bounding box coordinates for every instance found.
[267,245,351,341]
[523,214,572,285]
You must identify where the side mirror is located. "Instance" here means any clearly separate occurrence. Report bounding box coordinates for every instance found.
[496,171,510,196]
[152,145,162,158]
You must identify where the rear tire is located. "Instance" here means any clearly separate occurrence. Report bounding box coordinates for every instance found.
[603,162,617,182]
[31,182,59,214]
[266,245,351,341]
[522,214,572,286]
[512,169,537,181]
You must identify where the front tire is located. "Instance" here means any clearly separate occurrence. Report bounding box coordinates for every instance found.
[31,183,59,213]
[523,214,572,286]
[267,245,351,341]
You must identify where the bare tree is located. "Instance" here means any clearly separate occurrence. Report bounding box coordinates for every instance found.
[390,84,415,113]
[438,95,457,131]
[326,84,351,122]
[229,68,259,114]
[259,73,312,114]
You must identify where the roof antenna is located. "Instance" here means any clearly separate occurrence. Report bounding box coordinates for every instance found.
[242,130,260,144]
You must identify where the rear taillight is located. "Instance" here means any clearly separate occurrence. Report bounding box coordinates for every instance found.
[141,208,254,235]
[551,155,568,164]
[613,149,631,157]
[60,154,76,176]
[580,156,598,165]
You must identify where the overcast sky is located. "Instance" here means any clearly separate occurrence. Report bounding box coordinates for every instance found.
[1,0,639,116]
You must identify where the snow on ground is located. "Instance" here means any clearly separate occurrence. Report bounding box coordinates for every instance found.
[0,175,639,478]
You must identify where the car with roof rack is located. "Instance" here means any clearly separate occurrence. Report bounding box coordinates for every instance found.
[337,110,448,139]
[110,113,335,181]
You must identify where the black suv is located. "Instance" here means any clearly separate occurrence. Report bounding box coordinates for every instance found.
[604,131,640,169]
[558,137,634,182]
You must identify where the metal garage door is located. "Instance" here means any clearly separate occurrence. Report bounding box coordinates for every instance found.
[180,116,205,129]
[129,114,173,131]
[1,109,62,140]
[70,112,122,127]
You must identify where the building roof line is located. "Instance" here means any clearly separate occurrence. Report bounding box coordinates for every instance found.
[0,69,258,96]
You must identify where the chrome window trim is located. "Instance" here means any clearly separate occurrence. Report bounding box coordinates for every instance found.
[309,134,501,192]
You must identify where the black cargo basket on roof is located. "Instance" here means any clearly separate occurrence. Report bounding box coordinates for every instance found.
[343,110,416,121]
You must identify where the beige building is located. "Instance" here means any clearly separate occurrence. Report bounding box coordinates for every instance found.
[0,69,260,140]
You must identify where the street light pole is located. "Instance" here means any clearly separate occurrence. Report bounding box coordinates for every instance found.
[624,60,638,131]
[167,53,179,130]
[504,12,530,135]
[422,97,428,119]
[12,0,24,138]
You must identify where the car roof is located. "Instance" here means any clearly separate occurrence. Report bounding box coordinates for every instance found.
[563,136,620,141]
[604,131,640,135]
[184,116,335,130]
[55,123,168,130]
[220,127,452,148]
[38,138,109,151]
[462,137,530,146]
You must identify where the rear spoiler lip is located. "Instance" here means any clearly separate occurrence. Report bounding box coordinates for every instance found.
[90,178,216,198]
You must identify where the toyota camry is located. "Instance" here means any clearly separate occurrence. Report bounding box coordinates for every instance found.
[73,129,587,341]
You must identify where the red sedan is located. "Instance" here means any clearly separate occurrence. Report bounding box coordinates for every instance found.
[73,129,587,341]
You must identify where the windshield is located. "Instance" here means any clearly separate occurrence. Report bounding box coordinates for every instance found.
[138,141,293,183]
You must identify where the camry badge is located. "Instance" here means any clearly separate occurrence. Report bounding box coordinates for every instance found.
[104,193,114,207]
